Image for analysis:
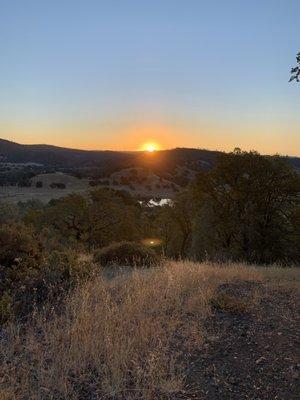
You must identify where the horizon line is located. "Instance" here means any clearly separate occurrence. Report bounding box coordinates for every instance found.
[0,137,299,158]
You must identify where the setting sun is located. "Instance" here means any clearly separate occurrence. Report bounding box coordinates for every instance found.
[146,144,156,152]
[141,142,159,152]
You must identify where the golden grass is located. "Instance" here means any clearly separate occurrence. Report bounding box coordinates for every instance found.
[258,266,300,291]
[0,261,297,400]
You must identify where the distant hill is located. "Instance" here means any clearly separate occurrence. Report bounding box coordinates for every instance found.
[0,138,220,172]
[0,138,131,167]
[0,138,299,171]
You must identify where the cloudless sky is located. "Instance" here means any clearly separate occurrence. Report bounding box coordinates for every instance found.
[0,0,299,154]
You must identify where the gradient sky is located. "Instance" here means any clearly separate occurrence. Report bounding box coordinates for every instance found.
[0,0,299,155]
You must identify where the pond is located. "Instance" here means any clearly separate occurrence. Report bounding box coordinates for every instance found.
[139,198,172,207]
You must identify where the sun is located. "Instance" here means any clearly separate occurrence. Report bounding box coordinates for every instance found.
[142,142,159,152]
[146,144,156,152]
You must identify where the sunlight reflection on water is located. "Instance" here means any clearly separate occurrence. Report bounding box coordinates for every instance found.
[139,198,172,207]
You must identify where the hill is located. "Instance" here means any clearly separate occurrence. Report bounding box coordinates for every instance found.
[0,138,131,167]
[1,138,299,172]
[0,261,299,399]
[0,138,220,173]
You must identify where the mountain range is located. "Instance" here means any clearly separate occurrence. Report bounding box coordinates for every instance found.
[0,138,299,171]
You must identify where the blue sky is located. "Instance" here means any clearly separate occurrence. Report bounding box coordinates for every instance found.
[0,0,299,154]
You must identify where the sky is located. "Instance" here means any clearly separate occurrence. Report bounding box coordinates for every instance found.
[0,0,299,155]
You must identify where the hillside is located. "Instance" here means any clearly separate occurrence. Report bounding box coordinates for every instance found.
[0,138,131,168]
[1,138,299,172]
[0,138,217,169]
[0,261,299,399]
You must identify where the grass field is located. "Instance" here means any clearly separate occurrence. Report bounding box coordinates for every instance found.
[0,173,90,203]
[0,261,299,399]
[0,170,177,203]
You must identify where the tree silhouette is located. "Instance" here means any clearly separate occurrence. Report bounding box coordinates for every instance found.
[289,52,300,82]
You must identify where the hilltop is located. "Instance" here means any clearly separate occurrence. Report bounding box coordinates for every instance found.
[1,138,299,172]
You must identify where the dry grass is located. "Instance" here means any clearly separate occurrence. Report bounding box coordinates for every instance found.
[211,292,250,314]
[258,265,300,291]
[0,261,297,400]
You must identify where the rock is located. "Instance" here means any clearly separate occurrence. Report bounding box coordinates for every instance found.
[255,356,266,365]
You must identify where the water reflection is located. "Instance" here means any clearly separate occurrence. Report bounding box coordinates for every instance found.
[139,198,172,207]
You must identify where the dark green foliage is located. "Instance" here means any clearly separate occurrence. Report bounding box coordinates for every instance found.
[120,176,130,185]
[0,224,43,268]
[0,202,19,224]
[192,150,300,263]
[289,52,300,82]
[25,188,145,249]
[0,169,35,186]
[0,247,96,323]
[155,191,193,258]
[149,150,300,263]
[94,241,160,267]
[50,182,66,189]
[89,180,99,186]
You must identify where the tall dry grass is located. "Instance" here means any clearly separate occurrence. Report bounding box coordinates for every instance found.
[0,261,280,400]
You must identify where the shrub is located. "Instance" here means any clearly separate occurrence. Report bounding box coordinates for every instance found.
[120,176,130,185]
[89,180,99,187]
[0,223,97,322]
[94,241,160,267]
[0,224,42,268]
[50,182,66,189]
[0,202,19,224]
[0,249,96,323]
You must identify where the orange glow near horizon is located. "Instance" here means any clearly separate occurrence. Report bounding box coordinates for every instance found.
[2,120,300,156]
[117,123,182,152]
[140,142,159,152]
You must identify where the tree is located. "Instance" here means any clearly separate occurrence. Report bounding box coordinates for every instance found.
[289,52,300,82]
[192,149,300,263]
[0,202,19,224]
[26,189,143,249]
[41,194,90,243]
[155,191,194,258]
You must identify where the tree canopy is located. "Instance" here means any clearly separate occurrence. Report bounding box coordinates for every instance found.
[289,52,300,82]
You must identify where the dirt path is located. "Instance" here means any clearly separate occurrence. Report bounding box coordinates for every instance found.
[181,280,300,399]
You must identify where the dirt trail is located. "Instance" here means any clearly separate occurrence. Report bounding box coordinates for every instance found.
[180,280,300,400]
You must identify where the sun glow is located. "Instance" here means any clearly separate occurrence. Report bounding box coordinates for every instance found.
[142,142,159,152]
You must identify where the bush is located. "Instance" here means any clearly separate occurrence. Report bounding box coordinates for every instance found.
[0,249,96,323]
[0,202,19,224]
[50,182,66,189]
[0,224,43,268]
[94,241,160,267]
[89,180,100,187]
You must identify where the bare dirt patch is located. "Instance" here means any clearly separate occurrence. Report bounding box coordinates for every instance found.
[180,280,300,400]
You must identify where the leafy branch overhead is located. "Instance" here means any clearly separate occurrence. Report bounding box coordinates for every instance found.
[289,52,300,82]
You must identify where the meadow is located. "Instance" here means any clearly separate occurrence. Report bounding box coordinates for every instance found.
[0,170,177,203]
[0,172,89,203]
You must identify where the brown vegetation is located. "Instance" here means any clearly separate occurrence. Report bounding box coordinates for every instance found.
[93,241,160,267]
[0,261,298,400]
